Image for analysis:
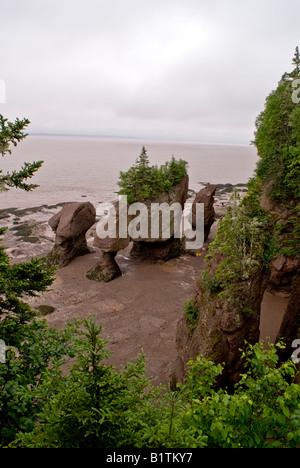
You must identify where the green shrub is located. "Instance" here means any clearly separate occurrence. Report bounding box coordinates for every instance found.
[138,342,300,448]
[183,298,199,330]
[0,319,73,446]
[13,317,164,448]
[253,49,300,202]
[0,114,43,191]
[170,342,300,448]
[118,146,187,203]
[5,320,300,448]
[202,189,272,299]
[201,269,222,293]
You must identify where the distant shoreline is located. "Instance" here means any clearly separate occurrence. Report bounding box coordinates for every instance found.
[1,182,247,219]
[1,137,257,211]
[28,133,253,147]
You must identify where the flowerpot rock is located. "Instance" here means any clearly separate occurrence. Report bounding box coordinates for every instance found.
[48,202,96,268]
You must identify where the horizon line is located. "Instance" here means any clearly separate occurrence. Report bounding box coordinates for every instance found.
[28,132,253,147]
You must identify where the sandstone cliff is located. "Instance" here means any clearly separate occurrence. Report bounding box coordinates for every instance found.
[175,186,299,386]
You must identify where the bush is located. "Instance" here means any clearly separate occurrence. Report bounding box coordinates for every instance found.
[135,342,300,448]
[0,114,43,191]
[13,318,164,448]
[168,342,300,448]
[0,320,72,446]
[118,146,187,203]
[183,298,199,331]
[4,319,300,448]
[202,189,273,299]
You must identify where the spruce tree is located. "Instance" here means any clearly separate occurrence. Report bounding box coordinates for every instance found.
[291,46,300,77]
[0,115,43,191]
[0,114,62,445]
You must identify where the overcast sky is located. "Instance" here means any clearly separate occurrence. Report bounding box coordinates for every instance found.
[0,0,299,144]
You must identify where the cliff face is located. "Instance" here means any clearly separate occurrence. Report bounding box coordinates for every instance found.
[176,260,270,385]
[175,189,299,386]
[261,187,300,356]
[276,270,300,360]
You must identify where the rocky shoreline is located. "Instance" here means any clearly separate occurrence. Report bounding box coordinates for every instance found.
[1,183,246,263]
[2,181,286,386]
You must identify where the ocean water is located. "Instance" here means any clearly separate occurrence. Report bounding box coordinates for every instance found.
[0,135,258,210]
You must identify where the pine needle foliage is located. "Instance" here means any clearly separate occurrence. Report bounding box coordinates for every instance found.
[118,146,187,203]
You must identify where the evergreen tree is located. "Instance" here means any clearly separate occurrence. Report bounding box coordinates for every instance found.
[291,46,300,77]
[0,114,53,332]
[0,114,61,445]
[118,147,187,203]
[0,115,43,191]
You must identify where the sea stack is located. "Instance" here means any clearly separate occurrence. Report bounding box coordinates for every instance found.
[47,202,96,268]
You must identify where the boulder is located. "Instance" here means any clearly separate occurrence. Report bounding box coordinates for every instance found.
[269,255,300,288]
[88,176,189,277]
[48,202,96,268]
[132,175,189,242]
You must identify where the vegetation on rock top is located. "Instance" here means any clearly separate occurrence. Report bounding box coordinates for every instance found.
[118,146,187,204]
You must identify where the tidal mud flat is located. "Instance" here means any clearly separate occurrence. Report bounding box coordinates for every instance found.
[1,203,209,386]
[1,183,287,385]
[0,183,244,259]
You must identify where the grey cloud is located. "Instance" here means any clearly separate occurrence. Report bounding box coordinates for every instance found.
[0,0,299,144]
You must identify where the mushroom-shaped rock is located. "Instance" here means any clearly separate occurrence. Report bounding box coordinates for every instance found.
[48,202,96,268]
[130,175,189,262]
[87,200,130,282]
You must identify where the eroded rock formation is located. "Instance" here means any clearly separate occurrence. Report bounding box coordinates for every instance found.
[130,175,189,262]
[192,183,217,242]
[269,255,300,289]
[86,251,122,283]
[175,252,270,386]
[175,183,299,387]
[276,270,300,379]
[86,200,130,282]
[48,202,96,268]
